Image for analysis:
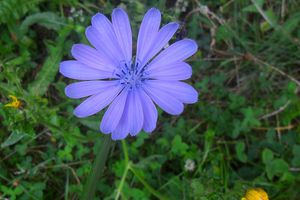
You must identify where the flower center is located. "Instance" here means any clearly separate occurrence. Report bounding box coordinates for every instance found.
[116,61,148,90]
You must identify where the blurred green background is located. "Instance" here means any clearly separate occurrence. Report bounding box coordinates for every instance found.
[1,0,300,199]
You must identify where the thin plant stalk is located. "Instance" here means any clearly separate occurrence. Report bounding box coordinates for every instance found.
[82,134,112,200]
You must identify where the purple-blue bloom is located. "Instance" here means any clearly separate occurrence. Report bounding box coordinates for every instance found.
[60,8,198,140]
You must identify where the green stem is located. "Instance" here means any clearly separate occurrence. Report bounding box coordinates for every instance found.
[121,140,129,163]
[129,166,169,200]
[82,135,112,200]
[117,140,168,200]
[115,162,131,200]
[115,141,130,200]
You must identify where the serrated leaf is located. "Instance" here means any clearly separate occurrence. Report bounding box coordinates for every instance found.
[28,27,71,96]
[171,135,188,156]
[20,12,63,34]
[216,25,233,42]
[0,0,42,24]
[28,45,62,96]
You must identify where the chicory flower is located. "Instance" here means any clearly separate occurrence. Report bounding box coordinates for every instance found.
[60,8,198,140]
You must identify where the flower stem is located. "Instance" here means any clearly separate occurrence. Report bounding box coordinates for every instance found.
[114,140,130,200]
[122,140,129,164]
[116,140,168,200]
[129,166,169,200]
[115,162,131,200]
[82,134,112,200]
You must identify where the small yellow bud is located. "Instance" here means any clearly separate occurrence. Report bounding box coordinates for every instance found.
[241,188,269,200]
[4,95,22,109]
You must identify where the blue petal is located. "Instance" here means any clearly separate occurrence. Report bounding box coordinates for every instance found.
[73,84,123,118]
[88,13,125,63]
[85,27,119,68]
[143,82,184,115]
[145,80,198,104]
[142,22,179,67]
[145,61,192,80]
[128,90,144,136]
[111,95,131,140]
[136,8,161,66]
[59,61,115,80]
[65,80,120,99]
[112,8,132,63]
[112,90,145,139]
[100,89,128,134]
[71,44,116,71]
[147,39,198,71]
[139,89,158,133]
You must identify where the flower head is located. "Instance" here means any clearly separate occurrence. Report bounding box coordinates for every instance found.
[184,159,195,172]
[241,188,269,200]
[60,8,198,140]
[4,95,22,109]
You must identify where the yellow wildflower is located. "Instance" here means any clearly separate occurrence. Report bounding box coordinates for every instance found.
[4,95,22,109]
[241,188,269,200]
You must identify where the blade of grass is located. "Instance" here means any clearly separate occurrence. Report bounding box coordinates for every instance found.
[251,0,300,46]
[64,170,69,200]
[82,134,112,200]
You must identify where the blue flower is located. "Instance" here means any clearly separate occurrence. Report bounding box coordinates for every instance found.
[60,8,198,140]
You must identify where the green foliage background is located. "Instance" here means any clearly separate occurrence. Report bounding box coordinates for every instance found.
[1,0,300,199]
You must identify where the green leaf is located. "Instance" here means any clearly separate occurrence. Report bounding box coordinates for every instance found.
[235,142,247,163]
[204,129,215,153]
[28,44,63,96]
[79,117,101,131]
[266,159,289,180]
[171,135,188,156]
[0,0,42,24]
[242,0,264,13]
[262,148,274,164]
[20,12,63,34]
[292,145,300,166]
[82,135,113,200]
[191,180,204,196]
[1,131,27,148]
[216,25,233,42]
[241,107,261,131]
[229,94,246,110]
[282,13,300,33]
[232,120,242,138]
[292,145,300,156]
[28,27,71,96]
[260,9,278,32]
